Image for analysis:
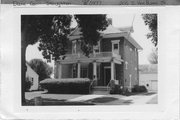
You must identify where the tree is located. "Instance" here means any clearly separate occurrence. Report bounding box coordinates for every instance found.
[22,15,108,104]
[148,48,158,64]
[142,14,158,47]
[25,77,33,92]
[38,15,72,61]
[38,15,108,60]
[74,15,108,56]
[28,59,53,81]
[21,15,55,104]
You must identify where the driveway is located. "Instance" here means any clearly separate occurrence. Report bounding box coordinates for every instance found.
[25,91,157,105]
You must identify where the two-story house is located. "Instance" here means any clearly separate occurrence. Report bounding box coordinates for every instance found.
[54,19,142,92]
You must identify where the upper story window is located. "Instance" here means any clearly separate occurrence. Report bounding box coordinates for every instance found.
[93,41,100,54]
[130,48,132,51]
[111,40,120,54]
[125,61,128,69]
[135,48,137,56]
[72,40,77,54]
[113,44,118,50]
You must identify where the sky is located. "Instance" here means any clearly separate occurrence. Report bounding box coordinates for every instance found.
[26,14,155,67]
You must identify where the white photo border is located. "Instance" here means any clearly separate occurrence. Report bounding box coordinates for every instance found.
[0,5,179,119]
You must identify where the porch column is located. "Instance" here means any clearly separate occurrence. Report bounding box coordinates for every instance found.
[77,62,81,78]
[111,61,115,80]
[93,61,97,79]
[58,63,62,79]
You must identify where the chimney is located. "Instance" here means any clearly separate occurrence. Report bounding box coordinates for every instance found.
[107,18,112,25]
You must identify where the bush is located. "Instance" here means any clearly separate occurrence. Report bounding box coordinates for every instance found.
[132,85,147,93]
[25,77,33,92]
[110,84,122,94]
[109,80,123,94]
[40,78,91,94]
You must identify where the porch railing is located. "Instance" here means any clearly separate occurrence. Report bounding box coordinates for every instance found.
[89,79,97,93]
[62,52,121,60]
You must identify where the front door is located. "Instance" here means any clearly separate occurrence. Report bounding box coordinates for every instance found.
[104,68,111,86]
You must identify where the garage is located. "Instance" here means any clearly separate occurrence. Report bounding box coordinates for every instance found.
[139,64,158,92]
[150,80,157,91]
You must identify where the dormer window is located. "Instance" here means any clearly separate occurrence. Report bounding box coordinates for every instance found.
[72,40,77,54]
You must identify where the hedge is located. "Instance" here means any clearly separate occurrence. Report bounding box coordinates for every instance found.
[25,77,33,92]
[40,78,91,94]
[132,85,147,93]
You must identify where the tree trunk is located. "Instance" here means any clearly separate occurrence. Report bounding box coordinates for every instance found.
[21,34,28,105]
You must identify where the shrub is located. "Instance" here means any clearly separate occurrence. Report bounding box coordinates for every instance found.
[110,84,122,94]
[132,85,147,93]
[40,78,91,94]
[25,77,33,92]
[109,80,123,94]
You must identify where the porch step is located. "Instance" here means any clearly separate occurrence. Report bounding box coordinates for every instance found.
[93,86,109,91]
[92,86,109,95]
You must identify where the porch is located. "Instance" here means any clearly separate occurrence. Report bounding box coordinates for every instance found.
[56,52,124,87]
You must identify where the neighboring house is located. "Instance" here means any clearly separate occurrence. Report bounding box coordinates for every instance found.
[26,63,39,91]
[139,64,158,91]
[54,18,142,92]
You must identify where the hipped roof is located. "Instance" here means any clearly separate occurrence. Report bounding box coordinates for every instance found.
[69,24,142,50]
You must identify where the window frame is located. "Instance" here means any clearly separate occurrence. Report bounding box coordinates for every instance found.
[80,67,88,78]
[72,40,77,54]
[93,41,100,54]
[111,40,120,54]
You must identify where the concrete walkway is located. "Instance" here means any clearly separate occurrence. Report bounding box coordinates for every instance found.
[121,94,157,104]
[68,95,105,102]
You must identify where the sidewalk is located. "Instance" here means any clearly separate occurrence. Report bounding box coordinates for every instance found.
[68,95,105,102]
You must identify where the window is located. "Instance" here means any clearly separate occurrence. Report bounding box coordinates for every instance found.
[93,41,100,54]
[80,68,88,78]
[125,61,128,69]
[130,48,132,51]
[113,44,118,50]
[94,49,99,53]
[72,41,76,54]
[111,40,120,54]
[135,67,137,70]
[72,64,77,78]
[135,48,137,56]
